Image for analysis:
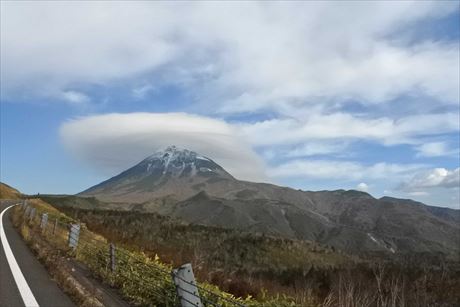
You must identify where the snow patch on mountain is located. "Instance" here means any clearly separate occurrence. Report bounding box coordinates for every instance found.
[138,145,228,179]
[368,233,379,244]
[200,167,213,173]
[367,233,396,253]
[196,156,210,161]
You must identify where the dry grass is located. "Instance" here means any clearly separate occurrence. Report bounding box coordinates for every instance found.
[49,205,460,306]
[16,198,460,306]
[27,198,62,214]
[11,206,105,307]
[0,182,22,199]
[14,202,300,306]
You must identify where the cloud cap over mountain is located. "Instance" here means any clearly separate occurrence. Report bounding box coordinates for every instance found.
[60,113,267,182]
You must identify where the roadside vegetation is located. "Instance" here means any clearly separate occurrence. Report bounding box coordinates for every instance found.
[12,199,299,306]
[5,190,459,306]
[46,200,460,306]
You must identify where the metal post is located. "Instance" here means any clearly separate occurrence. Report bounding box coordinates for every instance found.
[109,243,116,272]
[68,224,80,249]
[53,219,58,235]
[172,263,203,307]
[24,205,31,218]
[29,208,36,221]
[40,213,48,231]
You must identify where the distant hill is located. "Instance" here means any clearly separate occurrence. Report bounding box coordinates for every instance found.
[78,146,460,259]
[0,182,22,199]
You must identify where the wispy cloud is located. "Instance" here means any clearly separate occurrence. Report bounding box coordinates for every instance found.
[61,90,91,105]
[132,84,156,100]
[398,168,460,192]
[1,2,458,109]
[240,113,459,147]
[415,142,459,158]
[267,160,424,181]
[284,141,350,158]
[2,1,458,208]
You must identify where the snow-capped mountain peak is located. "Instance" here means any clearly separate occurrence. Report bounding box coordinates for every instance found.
[140,146,231,178]
[80,146,234,200]
[146,146,202,163]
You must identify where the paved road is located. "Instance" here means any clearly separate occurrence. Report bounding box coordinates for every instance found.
[0,200,75,307]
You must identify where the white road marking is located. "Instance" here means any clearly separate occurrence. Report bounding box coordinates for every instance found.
[0,204,40,307]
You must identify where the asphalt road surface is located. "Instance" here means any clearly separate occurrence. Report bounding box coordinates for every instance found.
[0,200,75,307]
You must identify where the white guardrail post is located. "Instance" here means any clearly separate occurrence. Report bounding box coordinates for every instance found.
[40,213,48,230]
[172,263,203,307]
[29,208,36,221]
[24,204,31,218]
[68,224,80,249]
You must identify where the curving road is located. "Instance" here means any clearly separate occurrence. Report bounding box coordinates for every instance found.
[0,200,75,307]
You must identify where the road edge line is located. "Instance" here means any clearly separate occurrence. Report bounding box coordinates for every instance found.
[0,204,40,307]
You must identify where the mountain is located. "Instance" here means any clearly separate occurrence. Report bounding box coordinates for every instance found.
[79,146,460,258]
[81,146,234,202]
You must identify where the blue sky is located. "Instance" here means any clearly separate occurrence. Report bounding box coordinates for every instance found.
[1,1,459,208]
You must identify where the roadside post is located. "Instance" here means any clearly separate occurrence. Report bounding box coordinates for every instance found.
[40,213,48,231]
[68,224,80,249]
[109,243,116,272]
[172,263,203,307]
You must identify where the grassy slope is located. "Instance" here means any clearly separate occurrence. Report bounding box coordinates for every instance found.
[0,182,22,199]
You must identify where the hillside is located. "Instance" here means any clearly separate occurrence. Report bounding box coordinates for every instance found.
[26,198,460,305]
[0,182,22,199]
[75,146,460,260]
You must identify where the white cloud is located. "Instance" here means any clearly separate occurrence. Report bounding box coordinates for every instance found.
[3,2,458,208]
[132,84,156,99]
[356,182,369,192]
[59,112,267,182]
[415,142,458,157]
[399,167,460,191]
[284,142,349,158]
[1,1,458,110]
[218,41,459,115]
[61,90,90,105]
[240,113,459,147]
[268,160,423,181]
[407,191,429,196]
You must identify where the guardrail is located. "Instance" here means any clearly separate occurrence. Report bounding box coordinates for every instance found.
[18,201,249,307]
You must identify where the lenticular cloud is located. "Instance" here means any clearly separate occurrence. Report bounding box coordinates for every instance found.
[59,112,267,182]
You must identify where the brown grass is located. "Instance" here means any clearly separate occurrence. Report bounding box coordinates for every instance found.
[51,205,460,306]
[11,206,104,307]
[0,182,22,199]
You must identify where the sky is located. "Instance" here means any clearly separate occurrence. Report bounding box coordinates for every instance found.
[1,1,459,209]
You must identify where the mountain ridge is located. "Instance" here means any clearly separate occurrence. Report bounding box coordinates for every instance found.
[79,146,460,258]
